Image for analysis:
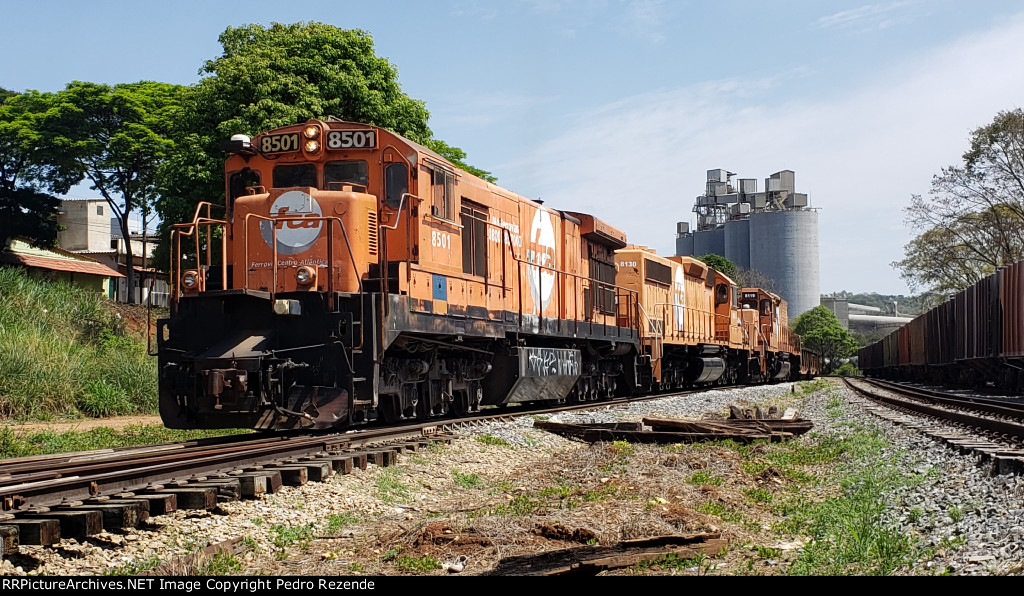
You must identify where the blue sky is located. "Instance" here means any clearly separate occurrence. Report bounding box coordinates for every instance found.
[4,0,1024,296]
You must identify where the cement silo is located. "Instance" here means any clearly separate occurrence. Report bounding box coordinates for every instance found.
[723,219,750,270]
[692,226,725,258]
[748,209,819,317]
[674,168,820,319]
[675,222,693,257]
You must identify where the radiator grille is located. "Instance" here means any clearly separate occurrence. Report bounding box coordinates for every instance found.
[367,210,379,255]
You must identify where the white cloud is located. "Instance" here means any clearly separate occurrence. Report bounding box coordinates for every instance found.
[814,1,928,33]
[622,0,669,44]
[510,12,1024,295]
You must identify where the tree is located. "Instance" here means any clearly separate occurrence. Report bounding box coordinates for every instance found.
[37,81,182,302]
[695,254,738,281]
[736,267,777,293]
[793,306,859,375]
[0,89,60,249]
[156,22,492,270]
[894,109,1024,294]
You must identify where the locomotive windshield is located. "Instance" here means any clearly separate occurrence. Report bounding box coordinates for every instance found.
[325,160,368,190]
[273,163,317,188]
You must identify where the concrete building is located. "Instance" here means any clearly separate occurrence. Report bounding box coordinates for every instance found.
[676,169,820,318]
[821,296,913,334]
[57,198,168,306]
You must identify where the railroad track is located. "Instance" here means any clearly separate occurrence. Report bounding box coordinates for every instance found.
[843,377,1024,476]
[0,390,685,555]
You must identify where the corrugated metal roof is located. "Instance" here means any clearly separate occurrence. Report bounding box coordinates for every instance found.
[0,253,124,278]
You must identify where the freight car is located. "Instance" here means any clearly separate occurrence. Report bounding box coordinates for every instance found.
[157,119,817,431]
[859,260,1024,392]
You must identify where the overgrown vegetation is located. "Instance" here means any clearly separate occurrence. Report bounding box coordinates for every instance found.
[0,267,158,420]
[0,424,246,459]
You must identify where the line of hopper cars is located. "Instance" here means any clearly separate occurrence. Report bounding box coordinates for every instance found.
[859,260,1024,392]
[156,119,820,432]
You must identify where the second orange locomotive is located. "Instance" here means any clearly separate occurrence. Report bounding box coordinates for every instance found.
[158,119,817,431]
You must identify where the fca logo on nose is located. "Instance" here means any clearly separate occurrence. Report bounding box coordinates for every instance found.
[275,207,321,229]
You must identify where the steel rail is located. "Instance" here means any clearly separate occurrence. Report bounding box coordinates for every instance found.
[845,378,1024,442]
[0,388,703,513]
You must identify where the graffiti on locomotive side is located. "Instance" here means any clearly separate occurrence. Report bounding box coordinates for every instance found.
[522,347,582,377]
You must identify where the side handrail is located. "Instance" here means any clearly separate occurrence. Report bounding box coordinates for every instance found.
[496,227,640,334]
[169,212,228,309]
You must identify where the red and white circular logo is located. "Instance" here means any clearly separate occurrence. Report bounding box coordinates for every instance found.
[260,190,323,255]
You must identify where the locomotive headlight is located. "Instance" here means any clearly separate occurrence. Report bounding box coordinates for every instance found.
[304,139,320,153]
[303,125,320,139]
[296,266,316,286]
[182,270,199,290]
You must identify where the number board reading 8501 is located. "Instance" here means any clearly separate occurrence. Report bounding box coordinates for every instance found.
[327,130,376,150]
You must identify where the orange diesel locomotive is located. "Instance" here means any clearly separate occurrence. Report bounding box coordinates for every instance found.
[158,119,816,431]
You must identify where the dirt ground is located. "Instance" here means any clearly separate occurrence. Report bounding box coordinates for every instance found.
[2,415,164,435]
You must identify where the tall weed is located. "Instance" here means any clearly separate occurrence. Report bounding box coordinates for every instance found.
[0,267,157,420]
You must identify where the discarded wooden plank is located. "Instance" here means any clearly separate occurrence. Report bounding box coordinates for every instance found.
[532,420,782,444]
[484,533,727,576]
[643,417,813,436]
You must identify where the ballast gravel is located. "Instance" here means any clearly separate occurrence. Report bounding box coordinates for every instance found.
[3,379,1023,576]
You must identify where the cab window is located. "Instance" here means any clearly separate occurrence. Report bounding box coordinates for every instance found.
[760,299,772,316]
[715,284,729,306]
[229,168,261,200]
[273,164,317,188]
[384,162,408,210]
[325,160,368,191]
[425,163,455,220]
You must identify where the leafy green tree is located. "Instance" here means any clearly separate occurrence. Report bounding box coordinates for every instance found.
[37,81,183,302]
[695,254,739,281]
[0,89,60,249]
[793,306,859,374]
[156,22,492,269]
[894,109,1024,294]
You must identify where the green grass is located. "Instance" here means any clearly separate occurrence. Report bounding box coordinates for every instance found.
[0,267,159,421]
[780,426,921,575]
[374,468,411,504]
[324,513,360,535]
[474,434,510,447]
[631,552,715,575]
[394,555,441,573]
[199,552,243,575]
[104,556,162,576]
[270,522,316,559]
[687,471,724,486]
[0,425,247,459]
[492,494,540,517]
[452,469,482,488]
